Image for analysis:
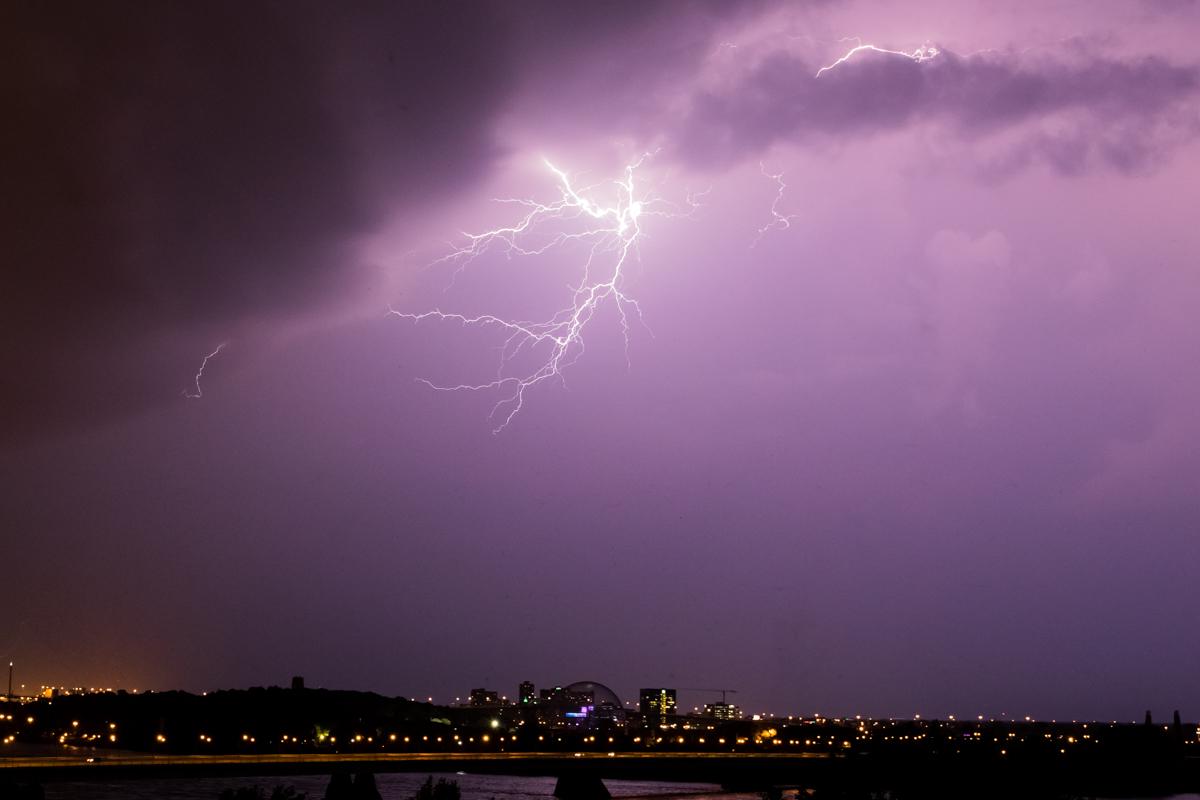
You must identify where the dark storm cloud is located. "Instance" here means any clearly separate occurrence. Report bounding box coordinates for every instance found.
[678,48,1200,172]
[0,0,763,448]
[504,1,774,134]
[0,0,516,445]
[12,0,1191,450]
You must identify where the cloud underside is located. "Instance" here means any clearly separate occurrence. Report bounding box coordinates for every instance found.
[1,1,1199,446]
[679,50,1199,173]
[0,0,764,446]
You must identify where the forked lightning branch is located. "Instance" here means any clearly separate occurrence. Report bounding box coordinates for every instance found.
[390,156,690,433]
[386,41,938,432]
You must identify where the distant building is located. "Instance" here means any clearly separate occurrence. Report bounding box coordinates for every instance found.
[705,701,741,720]
[291,676,305,691]
[470,688,501,707]
[537,682,626,728]
[640,688,676,718]
[537,686,592,724]
[519,681,536,704]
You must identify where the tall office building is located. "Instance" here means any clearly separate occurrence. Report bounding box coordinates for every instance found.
[704,701,741,720]
[519,681,536,704]
[639,688,676,717]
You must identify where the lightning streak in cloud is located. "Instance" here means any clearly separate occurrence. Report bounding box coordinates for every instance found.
[816,40,938,77]
[183,343,226,398]
[391,156,692,433]
[752,163,795,247]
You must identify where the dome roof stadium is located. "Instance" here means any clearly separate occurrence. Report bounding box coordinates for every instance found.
[565,681,622,708]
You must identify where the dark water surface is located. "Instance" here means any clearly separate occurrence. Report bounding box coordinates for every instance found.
[37,774,1200,800]
[42,773,743,800]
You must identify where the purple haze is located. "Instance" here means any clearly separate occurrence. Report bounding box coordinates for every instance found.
[3,1,1200,722]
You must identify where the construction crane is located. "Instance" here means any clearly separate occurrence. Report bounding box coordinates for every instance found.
[681,688,738,703]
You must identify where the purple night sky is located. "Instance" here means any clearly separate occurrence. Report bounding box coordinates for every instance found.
[3,1,1200,722]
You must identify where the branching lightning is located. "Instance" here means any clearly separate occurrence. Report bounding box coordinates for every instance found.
[391,155,696,433]
[816,40,938,77]
[184,343,226,398]
[752,162,795,247]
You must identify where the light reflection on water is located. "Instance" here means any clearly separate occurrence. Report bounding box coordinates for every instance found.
[43,772,745,800]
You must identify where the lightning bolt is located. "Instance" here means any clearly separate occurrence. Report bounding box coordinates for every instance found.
[815,40,938,77]
[390,155,695,433]
[709,42,738,59]
[752,163,795,247]
[183,343,226,398]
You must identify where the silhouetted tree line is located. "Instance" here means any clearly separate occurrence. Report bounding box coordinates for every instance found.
[218,785,306,800]
[322,773,381,800]
[408,775,461,800]
[317,773,457,800]
[9,686,491,754]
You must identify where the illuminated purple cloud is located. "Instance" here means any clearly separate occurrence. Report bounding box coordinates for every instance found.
[676,47,1200,173]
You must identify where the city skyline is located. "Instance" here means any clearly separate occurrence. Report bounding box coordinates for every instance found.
[6,672,1194,730]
